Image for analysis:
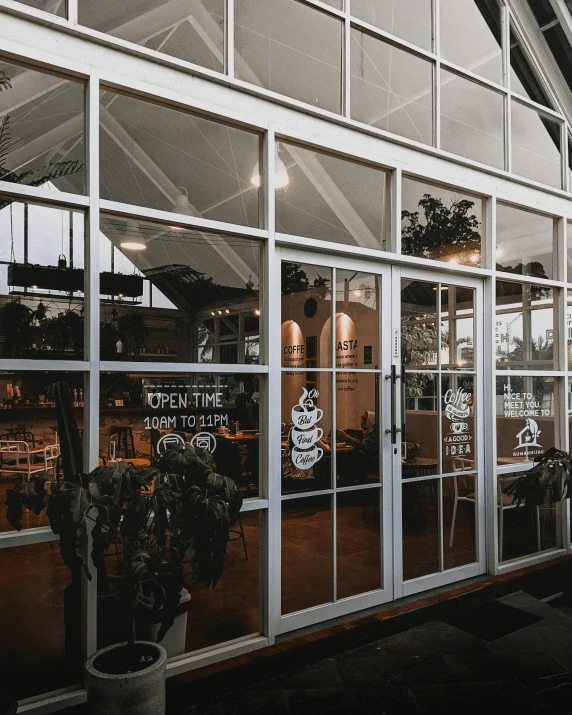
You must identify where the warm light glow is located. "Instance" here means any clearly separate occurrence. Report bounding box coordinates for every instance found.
[31,285,38,289]
[254,308,261,316]
[225,309,230,314]
[120,241,147,251]
[448,258,459,265]
[118,293,124,298]
[495,246,503,258]
[251,146,289,188]
[211,311,215,316]
[354,290,361,297]
[217,310,222,315]
[470,254,479,263]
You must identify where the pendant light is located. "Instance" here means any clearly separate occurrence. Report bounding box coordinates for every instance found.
[120,219,147,251]
[250,145,289,189]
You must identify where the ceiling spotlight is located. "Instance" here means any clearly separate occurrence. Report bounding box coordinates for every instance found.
[31,284,38,289]
[211,311,215,316]
[225,309,230,314]
[251,146,289,189]
[254,308,261,316]
[118,293,124,299]
[354,289,361,298]
[120,241,147,251]
[218,310,222,315]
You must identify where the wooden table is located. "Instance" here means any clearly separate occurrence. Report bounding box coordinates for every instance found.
[497,457,534,466]
[99,458,151,470]
[217,433,259,442]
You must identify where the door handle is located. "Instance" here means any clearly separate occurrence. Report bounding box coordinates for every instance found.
[385,365,402,444]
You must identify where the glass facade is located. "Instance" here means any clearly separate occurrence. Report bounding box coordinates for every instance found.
[1,1,572,710]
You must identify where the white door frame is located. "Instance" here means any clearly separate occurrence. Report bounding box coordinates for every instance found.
[276,248,486,634]
[394,265,487,599]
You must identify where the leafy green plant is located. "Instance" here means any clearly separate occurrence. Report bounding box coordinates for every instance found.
[117,311,149,357]
[402,194,481,264]
[505,448,572,509]
[5,383,243,672]
[0,298,34,358]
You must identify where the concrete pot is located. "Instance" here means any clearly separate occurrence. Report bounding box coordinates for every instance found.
[85,641,167,715]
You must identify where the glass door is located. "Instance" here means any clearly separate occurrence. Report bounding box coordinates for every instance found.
[278,249,394,632]
[396,267,486,598]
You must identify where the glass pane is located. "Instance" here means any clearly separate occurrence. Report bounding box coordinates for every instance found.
[79,0,225,73]
[99,89,260,226]
[511,100,562,189]
[235,0,343,113]
[0,371,84,532]
[568,221,572,284]
[15,0,67,14]
[495,281,555,371]
[99,217,261,364]
[335,270,380,368]
[496,204,555,280]
[440,70,504,169]
[336,373,380,486]
[0,60,85,194]
[99,372,261,496]
[0,542,79,701]
[496,375,555,466]
[401,177,484,265]
[282,371,331,494]
[282,495,333,614]
[337,489,382,599]
[0,200,85,360]
[568,291,572,364]
[276,141,389,248]
[403,373,439,475]
[402,479,440,580]
[281,263,332,368]
[510,30,551,107]
[443,473,477,570]
[498,471,558,562]
[351,30,433,145]
[401,279,438,369]
[351,0,432,51]
[441,374,476,474]
[440,0,503,84]
[441,286,475,370]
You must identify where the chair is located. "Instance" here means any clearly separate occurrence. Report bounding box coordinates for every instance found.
[0,428,36,448]
[110,425,136,459]
[0,440,59,481]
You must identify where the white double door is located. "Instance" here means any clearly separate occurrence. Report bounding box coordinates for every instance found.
[277,248,485,634]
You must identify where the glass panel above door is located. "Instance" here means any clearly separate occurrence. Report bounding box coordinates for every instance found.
[401,279,438,369]
[335,270,380,368]
[441,286,475,370]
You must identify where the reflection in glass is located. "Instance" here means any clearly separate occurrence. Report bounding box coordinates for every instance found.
[403,373,439,471]
[0,200,85,360]
[443,474,477,570]
[510,30,552,108]
[99,89,260,225]
[0,60,85,194]
[441,374,475,474]
[402,479,440,580]
[337,489,382,599]
[496,375,555,466]
[281,262,332,369]
[495,281,555,370]
[336,373,380,486]
[281,371,331,494]
[235,0,342,113]
[401,280,438,368]
[0,371,84,532]
[351,0,432,51]
[440,70,504,169]
[99,218,261,363]
[0,542,79,701]
[401,177,483,265]
[440,0,502,84]
[441,286,475,369]
[16,0,67,13]
[498,471,557,562]
[511,100,562,189]
[99,372,260,495]
[335,270,380,368]
[496,204,555,280]
[282,495,333,614]
[79,0,224,72]
[276,141,389,248]
[351,30,433,145]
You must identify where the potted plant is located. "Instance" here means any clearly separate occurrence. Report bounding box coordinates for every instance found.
[5,382,243,715]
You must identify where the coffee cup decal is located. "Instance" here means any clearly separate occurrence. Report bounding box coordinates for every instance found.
[451,422,469,434]
[290,388,324,470]
[292,446,323,470]
[292,426,323,448]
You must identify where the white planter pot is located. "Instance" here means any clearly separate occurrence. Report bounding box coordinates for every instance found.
[85,641,167,715]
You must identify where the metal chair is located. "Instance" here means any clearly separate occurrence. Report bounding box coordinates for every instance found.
[0,440,59,481]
